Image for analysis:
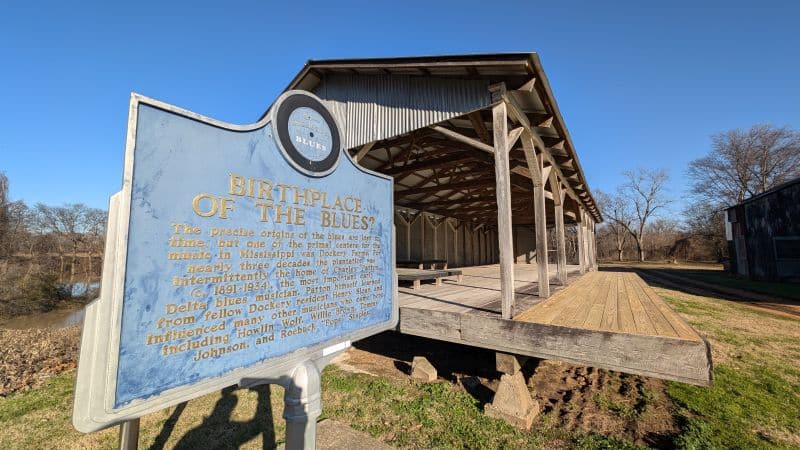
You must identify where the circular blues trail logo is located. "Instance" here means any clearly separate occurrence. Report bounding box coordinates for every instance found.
[273,91,341,176]
[288,107,333,162]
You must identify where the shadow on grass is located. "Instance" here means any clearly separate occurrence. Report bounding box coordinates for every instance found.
[601,264,800,316]
[154,384,276,450]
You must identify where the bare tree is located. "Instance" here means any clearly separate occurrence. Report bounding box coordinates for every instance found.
[619,168,671,262]
[685,124,800,261]
[82,207,106,288]
[0,172,9,259]
[35,203,90,283]
[596,189,633,261]
[688,124,800,206]
[644,218,682,261]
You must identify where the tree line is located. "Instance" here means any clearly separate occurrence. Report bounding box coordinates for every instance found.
[596,124,800,262]
[0,172,106,318]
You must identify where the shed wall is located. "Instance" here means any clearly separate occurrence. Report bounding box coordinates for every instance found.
[394,211,498,267]
[741,182,800,281]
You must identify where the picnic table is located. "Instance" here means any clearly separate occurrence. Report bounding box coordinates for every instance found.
[396,267,464,289]
[396,259,449,269]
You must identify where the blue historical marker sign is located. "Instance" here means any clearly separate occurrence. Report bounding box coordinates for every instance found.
[73,91,396,432]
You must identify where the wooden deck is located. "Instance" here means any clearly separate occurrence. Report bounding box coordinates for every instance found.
[515,271,702,341]
[397,265,712,385]
[399,264,581,315]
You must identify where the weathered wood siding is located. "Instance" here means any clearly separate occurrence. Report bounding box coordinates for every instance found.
[513,225,537,264]
[394,210,499,267]
[729,180,800,281]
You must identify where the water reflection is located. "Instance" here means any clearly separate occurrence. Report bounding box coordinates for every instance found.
[0,305,87,330]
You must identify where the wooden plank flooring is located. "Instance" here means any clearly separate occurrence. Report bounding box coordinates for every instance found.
[397,264,582,315]
[513,271,702,341]
[396,265,712,385]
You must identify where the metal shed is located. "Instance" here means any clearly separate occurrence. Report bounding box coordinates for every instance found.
[725,176,800,282]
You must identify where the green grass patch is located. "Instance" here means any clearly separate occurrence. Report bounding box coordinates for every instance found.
[575,433,646,450]
[0,375,75,426]
[0,373,73,423]
[0,366,646,449]
[668,364,800,449]
[659,277,800,448]
[322,366,536,448]
[321,366,647,449]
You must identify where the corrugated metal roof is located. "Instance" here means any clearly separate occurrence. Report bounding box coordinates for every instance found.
[312,74,491,149]
[276,53,602,223]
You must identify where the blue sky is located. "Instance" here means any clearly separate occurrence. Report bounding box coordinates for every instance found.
[1,1,798,214]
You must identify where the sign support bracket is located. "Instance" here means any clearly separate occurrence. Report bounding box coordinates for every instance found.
[283,360,323,450]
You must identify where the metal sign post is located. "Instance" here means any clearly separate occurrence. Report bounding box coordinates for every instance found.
[75,90,397,449]
[283,361,322,450]
[117,419,139,450]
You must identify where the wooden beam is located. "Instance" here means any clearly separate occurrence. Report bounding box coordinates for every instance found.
[506,127,524,153]
[542,136,565,150]
[399,308,712,386]
[401,194,499,208]
[468,111,491,144]
[537,116,553,128]
[502,93,585,210]
[493,102,516,319]
[395,179,495,197]
[542,165,552,183]
[354,141,376,162]
[517,77,537,92]
[382,151,477,176]
[430,125,495,154]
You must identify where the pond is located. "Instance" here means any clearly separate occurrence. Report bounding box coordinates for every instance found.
[0,305,87,329]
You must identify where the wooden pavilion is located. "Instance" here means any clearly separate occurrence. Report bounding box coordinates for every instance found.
[282,53,712,387]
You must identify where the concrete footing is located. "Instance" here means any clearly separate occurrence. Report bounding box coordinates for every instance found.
[411,356,437,382]
[485,353,539,429]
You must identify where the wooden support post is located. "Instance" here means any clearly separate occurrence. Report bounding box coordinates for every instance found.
[493,102,516,319]
[587,217,594,271]
[577,210,587,275]
[533,172,550,298]
[406,221,412,260]
[554,202,567,285]
[587,219,593,270]
[421,213,426,261]
[550,175,568,286]
[583,212,591,272]
[432,216,439,260]
[520,131,550,298]
[589,219,597,270]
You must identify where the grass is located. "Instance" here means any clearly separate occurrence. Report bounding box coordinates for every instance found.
[0,265,798,449]
[660,288,800,449]
[661,268,800,301]
[0,365,639,449]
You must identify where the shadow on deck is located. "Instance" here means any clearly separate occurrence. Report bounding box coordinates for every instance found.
[397,264,713,386]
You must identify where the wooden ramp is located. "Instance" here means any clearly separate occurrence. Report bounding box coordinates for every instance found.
[397,266,712,386]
